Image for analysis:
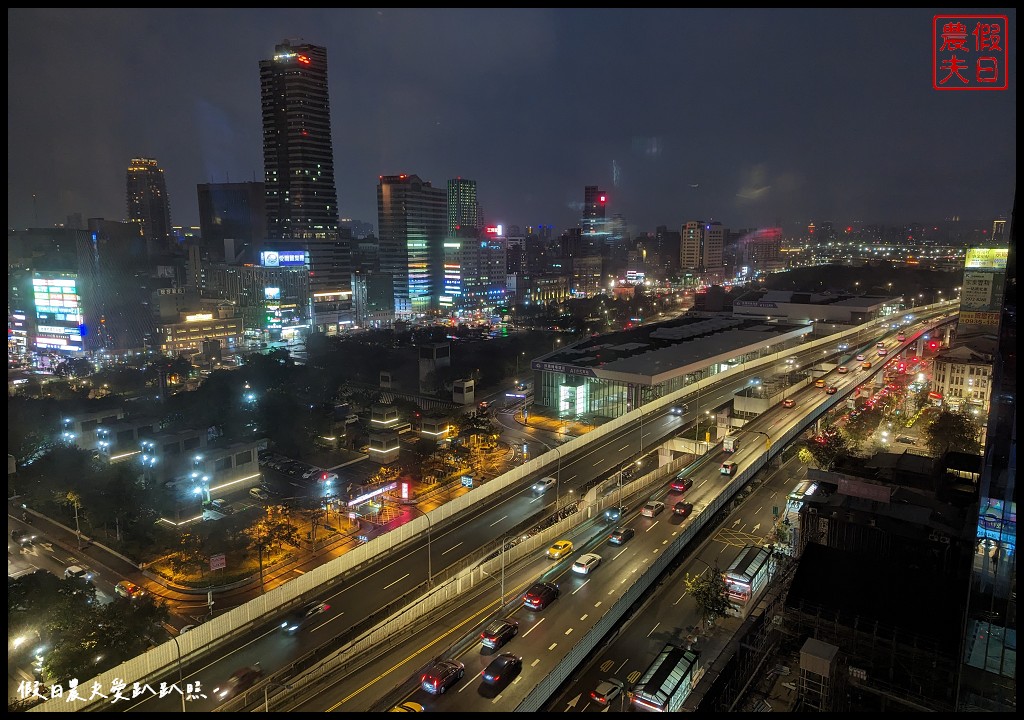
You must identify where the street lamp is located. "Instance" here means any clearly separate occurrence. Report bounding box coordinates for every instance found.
[169,634,186,713]
[406,505,433,588]
[264,680,293,712]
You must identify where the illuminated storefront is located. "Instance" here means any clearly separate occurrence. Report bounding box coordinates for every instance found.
[32,272,85,353]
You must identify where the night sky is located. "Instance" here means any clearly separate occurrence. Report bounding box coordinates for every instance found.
[7,8,1017,235]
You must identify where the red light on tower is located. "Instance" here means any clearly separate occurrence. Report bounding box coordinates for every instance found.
[297,55,311,65]
[599,195,606,204]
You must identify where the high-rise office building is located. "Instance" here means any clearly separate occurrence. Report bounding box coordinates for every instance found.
[126,157,173,257]
[448,178,479,235]
[957,202,1015,712]
[260,39,350,332]
[582,186,608,243]
[377,174,447,319]
[196,181,267,262]
[680,220,726,275]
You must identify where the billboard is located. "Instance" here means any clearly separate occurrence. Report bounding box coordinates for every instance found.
[32,273,84,352]
[260,250,308,267]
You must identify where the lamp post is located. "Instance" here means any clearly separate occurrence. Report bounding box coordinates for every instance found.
[264,680,293,713]
[169,634,187,713]
[406,505,433,588]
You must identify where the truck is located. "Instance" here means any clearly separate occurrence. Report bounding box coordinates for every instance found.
[723,434,740,452]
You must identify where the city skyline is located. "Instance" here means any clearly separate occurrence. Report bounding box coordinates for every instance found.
[8,8,1017,234]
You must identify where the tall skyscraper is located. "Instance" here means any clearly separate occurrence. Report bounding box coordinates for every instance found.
[447,178,479,235]
[377,174,447,319]
[260,39,350,332]
[196,181,267,263]
[126,157,172,257]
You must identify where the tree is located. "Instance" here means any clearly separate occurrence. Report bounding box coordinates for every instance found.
[244,506,299,590]
[804,431,850,471]
[924,409,981,456]
[842,407,883,448]
[683,565,731,630]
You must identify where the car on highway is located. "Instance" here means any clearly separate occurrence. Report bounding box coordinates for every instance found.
[481,653,522,688]
[115,580,146,599]
[826,385,838,394]
[669,405,684,415]
[388,701,425,712]
[604,505,628,522]
[856,354,865,361]
[480,618,519,649]
[669,474,693,492]
[571,552,602,575]
[280,600,331,634]
[673,501,694,517]
[214,665,263,702]
[11,529,36,547]
[781,398,795,408]
[608,527,635,545]
[837,366,849,374]
[720,461,738,475]
[590,678,625,706]
[862,361,872,370]
[641,500,665,517]
[815,378,826,388]
[532,476,557,493]
[546,539,574,559]
[420,658,465,695]
[64,565,93,582]
[523,581,560,610]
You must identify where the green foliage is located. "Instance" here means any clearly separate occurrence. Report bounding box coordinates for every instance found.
[924,409,981,456]
[842,406,883,447]
[804,431,850,471]
[684,565,732,629]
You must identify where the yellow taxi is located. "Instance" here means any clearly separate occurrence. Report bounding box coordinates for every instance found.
[546,540,574,560]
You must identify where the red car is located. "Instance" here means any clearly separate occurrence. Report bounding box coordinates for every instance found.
[214,666,263,701]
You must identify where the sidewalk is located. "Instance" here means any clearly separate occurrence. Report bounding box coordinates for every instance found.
[514,409,599,438]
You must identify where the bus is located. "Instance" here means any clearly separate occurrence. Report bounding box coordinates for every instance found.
[630,643,701,712]
[722,545,774,607]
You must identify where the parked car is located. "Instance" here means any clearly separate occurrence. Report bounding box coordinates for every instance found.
[608,527,635,545]
[480,618,519,649]
[523,581,560,610]
[590,678,625,706]
[546,540,574,559]
[641,500,665,517]
[571,553,602,575]
[420,658,465,695]
[673,501,694,517]
[481,653,522,688]
[249,488,270,501]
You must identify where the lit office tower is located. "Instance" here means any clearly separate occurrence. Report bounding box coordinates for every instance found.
[680,220,726,274]
[377,174,448,319]
[582,186,608,249]
[126,157,173,257]
[448,178,479,235]
[260,39,350,332]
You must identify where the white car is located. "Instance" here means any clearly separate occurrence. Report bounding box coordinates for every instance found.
[532,477,557,493]
[571,553,602,575]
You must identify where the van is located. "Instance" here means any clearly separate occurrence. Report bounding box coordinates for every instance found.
[720,461,738,475]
